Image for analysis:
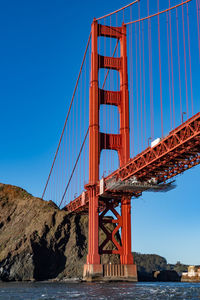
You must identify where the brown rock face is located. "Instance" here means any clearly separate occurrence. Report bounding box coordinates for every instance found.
[0,183,119,281]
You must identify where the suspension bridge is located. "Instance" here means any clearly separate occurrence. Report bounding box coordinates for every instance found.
[42,0,200,281]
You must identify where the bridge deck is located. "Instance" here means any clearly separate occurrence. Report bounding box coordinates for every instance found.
[65,112,200,213]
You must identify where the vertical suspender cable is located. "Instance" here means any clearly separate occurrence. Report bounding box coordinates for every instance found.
[116,13,120,138]
[65,125,68,204]
[72,87,75,200]
[65,117,68,205]
[103,18,106,176]
[83,48,86,187]
[176,8,183,122]
[166,13,173,130]
[75,71,78,197]
[80,61,83,193]
[135,22,140,154]
[108,16,114,170]
[142,21,147,148]
[42,33,91,200]
[186,3,194,115]
[59,128,89,208]
[68,106,71,202]
[138,2,143,149]
[60,121,63,203]
[196,0,200,60]
[130,7,134,156]
[157,0,164,138]
[169,0,175,128]
[117,13,119,138]
[147,0,154,140]
[182,3,189,118]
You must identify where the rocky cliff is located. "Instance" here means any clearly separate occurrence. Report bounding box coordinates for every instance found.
[0,183,119,281]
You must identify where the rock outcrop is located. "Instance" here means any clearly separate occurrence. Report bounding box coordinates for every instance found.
[0,183,119,281]
[133,253,184,282]
[134,253,167,274]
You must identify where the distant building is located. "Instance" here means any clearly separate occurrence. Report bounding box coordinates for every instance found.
[198,268,200,277]
[188,266,196,277]
[182,266,200,282]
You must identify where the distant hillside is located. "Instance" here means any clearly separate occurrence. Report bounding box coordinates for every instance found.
[133,253,167,273]
[133,252,188,281]
[133,252,188,274]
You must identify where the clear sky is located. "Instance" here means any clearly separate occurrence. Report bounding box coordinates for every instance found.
[0,0,199,266]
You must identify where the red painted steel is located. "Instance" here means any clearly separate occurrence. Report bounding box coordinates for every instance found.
[125,0,191,25]
[66,111,200,214]
[99,202,123,255]
[87,20,100,265]
[85,20,134,267]
[113,112,200,183]
[96,0,139,21]
[99,89,121,106]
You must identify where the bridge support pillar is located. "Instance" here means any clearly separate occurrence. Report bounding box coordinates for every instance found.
[83,186,103,281]
[121,197,134,265]
[86,188,100,265]
[120,197,137,281]
[83,264,103,281]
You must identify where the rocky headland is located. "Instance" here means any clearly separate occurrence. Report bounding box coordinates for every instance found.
[0,183,188,282]
[0,183,119,281]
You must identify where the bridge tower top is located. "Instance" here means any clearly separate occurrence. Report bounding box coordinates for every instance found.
[89,20,130,185]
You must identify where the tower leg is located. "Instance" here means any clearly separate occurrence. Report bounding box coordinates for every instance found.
[120,196,137,280]
[83,187,103,281]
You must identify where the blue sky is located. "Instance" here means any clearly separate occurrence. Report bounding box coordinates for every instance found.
[0,0,199,265]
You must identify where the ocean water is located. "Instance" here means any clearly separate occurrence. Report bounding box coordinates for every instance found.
[0,281,200,300]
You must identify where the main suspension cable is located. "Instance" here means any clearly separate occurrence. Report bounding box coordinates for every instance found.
[125,0,191,25]
[96,0,139,21]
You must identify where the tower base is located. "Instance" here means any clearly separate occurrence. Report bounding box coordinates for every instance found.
[83,264,137,282]
[83,264,103,281]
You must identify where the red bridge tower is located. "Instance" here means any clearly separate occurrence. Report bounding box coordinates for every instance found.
[83,20,137,281]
